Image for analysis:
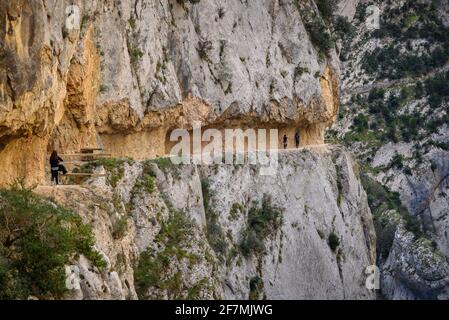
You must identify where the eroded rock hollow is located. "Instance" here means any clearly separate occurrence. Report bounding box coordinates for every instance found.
[0,0,339,186]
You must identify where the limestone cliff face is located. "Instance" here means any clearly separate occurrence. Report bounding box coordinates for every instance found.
[0,0,340,186]
[0,0,378,301]
[35,147,376,300]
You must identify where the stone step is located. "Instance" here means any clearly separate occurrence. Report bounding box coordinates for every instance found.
[80,148,105,154]
[64,173,106,177]
[59,153,111,157]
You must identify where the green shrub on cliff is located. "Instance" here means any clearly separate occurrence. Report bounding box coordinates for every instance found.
[361,172,424,259]
[316,0,336,22]
[249,276,265,300]
[304,17,334,56]
[201,180,228,261]
[134,209,206,299]
[112,217,128,239]
[78,157,127,188]
[239,195,283,258]
[128,45,144,63]
[0,187,105,299]
[328,232,340,252]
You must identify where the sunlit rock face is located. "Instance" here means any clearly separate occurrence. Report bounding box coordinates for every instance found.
[0,0,340,186]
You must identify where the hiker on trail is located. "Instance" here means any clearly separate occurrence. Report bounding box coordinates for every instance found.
[283,134,288,149]
[50,151,68,185]
[295,130,300,148]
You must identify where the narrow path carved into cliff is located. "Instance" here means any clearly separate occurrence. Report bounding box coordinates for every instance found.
[40,144,330,187]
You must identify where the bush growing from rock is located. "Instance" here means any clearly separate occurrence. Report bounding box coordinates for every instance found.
[0,187,105,299]
[328,232,340,252]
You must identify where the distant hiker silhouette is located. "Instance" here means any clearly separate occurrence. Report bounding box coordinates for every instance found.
[50,151,68,185]
[295,130,300,148]
[283,134,288,149]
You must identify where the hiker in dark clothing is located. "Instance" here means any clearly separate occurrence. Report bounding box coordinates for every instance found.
[50,151,68,185]
[283,134,288,149]
[295,130,300,148]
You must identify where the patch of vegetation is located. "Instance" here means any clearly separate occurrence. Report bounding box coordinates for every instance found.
[80,14,90,30]
[201,180,228,261]
[341,128,385,152]
[115,252,127,276]
[0,187,105,299]
[336,168,343,207]
[373,210,401,260]
[354,2,368,21]
[150,157,173,170]
[197,39,213,61]
[316,0,336,23]
[134,209,205,299]
[266,51,271,67]
[404,13,419,29]
[128,17,136,30]
[229,203,244,221]
[428,140,449,151]
[135,174,156,194]
[155,59,168,84]
[239,195,283,258]
[99,85,108,93]
[94,158,126,188]
[425,71,449,108]
[338,80,447,154]
[205,210,228,260]
[218,7,225,19]
[351,113,369,133]
[328,232,340,252]
[368,88,385,102]
[187,278,211,300]
[112,217,128,239]
[374,1,449,42]
[239,229,265,258]
[89,158,125,171]
[364,1,449,80]
[77,157,128,188]
[294,65,309,79]
[334,16,355,39]
[390,152,405,170]
[133,161,158,195]
[249,276,265,300]
[128,45,144,64]
[362,45,449,80]
[361,173,424,259]
[361,173,420,232]
[226,246,240,268]
[293,1,334,56]
[305,17,334,56]
[111,193,123,212]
